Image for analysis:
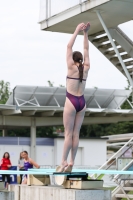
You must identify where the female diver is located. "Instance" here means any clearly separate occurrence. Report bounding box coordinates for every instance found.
[57,22,90,172]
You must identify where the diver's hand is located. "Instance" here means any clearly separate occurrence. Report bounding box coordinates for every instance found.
[76,23,86,33]
[83,22,90,33]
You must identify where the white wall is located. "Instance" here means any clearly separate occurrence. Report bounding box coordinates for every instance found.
[36,146,54,166]
[54,138,107,167]
[0,138,107,167]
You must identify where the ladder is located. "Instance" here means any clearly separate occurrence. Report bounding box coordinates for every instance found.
[91,136,133,200]
[89,26,133,86]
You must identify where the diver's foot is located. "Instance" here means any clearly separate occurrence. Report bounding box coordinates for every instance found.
[56,161,68,172]
[64,165,73,172]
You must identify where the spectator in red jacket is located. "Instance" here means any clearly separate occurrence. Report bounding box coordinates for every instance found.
[0,152,12,189]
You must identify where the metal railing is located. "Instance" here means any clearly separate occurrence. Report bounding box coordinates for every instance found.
[112,159,133,200]
[90,136,133,179]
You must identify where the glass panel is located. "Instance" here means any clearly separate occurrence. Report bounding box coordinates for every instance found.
[39,0,47,21]
[51,0,80,17]
[39,0,80,21]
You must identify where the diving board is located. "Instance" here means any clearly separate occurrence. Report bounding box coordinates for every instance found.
[1,169,133,175]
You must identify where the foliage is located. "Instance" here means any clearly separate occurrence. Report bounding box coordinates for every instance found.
[59,84,65,87]
[80,121,133,138]
[36,127,58,137]
[0,80,11,104]
[47,80,54,87]
[121,79,132,109]
[8,128,30,137]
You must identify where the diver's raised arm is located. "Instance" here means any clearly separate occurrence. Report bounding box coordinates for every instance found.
[66,23,85,68]
[83,22,90,69]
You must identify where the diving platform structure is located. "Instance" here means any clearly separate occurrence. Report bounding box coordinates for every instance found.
[38,1,133,199]
[0,2,133,198]
[39,0,133,90]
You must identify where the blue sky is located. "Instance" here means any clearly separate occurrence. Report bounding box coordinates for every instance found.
[0,0,133,90]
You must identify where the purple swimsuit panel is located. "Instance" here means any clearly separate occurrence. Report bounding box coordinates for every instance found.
[24,162,33,171]
[66,91,85,112]
[23,161,33,178]
[66,65,86,112]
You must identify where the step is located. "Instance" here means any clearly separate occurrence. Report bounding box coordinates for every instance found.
[121,54,132,60]
[110,55,132,62]
[98,41,118,50]
[104,47,126,56]
[116,60,133,67]
[92,36,109,43]
[115,194,133,198]
[90,30,105,37]
[123,187,133,191]
[89,27,133,81]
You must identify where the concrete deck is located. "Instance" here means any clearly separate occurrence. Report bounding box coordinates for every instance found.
[9,184,111,200]
[0,191,14,200]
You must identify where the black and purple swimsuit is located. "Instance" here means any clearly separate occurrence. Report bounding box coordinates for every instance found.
[66,76,86,112]
[23,161,33,179]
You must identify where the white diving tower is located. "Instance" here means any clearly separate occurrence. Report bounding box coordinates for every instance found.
[39,0,133,91]
[38,2,133,199]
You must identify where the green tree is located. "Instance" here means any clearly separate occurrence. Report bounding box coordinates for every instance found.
[0,80,11,104]
[121,79,132,109]
[59,84,65,87]
[47,80,54,87]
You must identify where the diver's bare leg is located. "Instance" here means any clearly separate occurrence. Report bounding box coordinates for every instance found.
[69,105,86,166]
[59,98,76,171]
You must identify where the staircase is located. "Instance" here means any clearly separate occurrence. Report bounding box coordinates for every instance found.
[111,160,133,200]
[90,136,133,200]
[112,179,133,200]
[89,27,133,79]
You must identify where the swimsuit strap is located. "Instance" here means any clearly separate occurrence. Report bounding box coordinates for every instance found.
[67,76,86,81]
[66,65,86,81]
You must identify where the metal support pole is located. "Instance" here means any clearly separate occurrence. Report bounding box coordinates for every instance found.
[46,0,48,19]
[96,10,133,87]
[2,116,7,137]
[49,0,51,18]
[2,129,7,137]
[30,118,36,161]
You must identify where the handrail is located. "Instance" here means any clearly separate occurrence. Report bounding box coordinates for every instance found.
[112,160,133,200]
[90,137,133,179]
[98,137,133,170]
[113,159,133,181]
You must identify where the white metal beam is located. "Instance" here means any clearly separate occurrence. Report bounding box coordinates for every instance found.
[22,110,37,116]
[0,114,132,127]
[30,118,36,161]
[96,10,133,87]
[1,109,21,116]
[41,111,55,117]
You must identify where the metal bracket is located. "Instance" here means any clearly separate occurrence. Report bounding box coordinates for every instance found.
[14,97,40,107]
